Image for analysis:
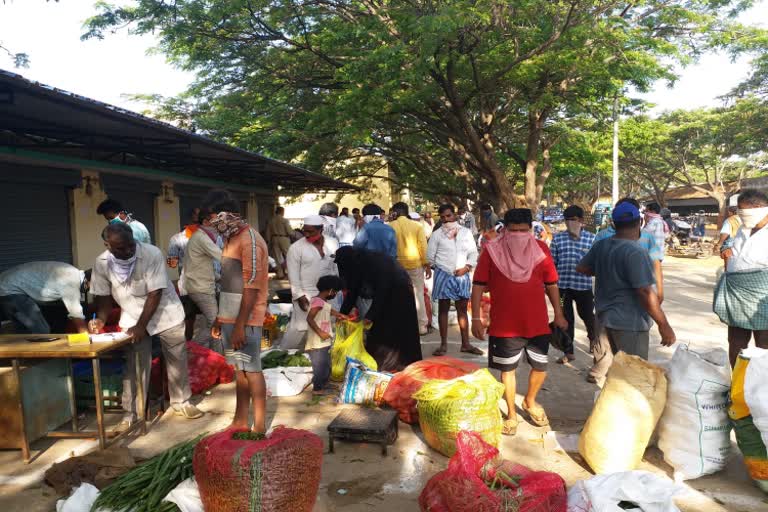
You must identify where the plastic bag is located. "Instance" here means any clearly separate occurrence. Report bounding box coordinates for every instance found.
[414,369,503,456]
[657,345,731,481]
[263,367,313,397]
[419,431,567,512]
[566,471,685,512]
[339,358,393,406]
[194,426,323,512]
[744,348,768,449]
[56,483,100,512]
[330,320,376,381]
[383,357,479,424]
[730,348,768,493]
[162,477,204,512]
[579,352,668,474]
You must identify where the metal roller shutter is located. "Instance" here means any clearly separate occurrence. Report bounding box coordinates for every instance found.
[0,182,73,272]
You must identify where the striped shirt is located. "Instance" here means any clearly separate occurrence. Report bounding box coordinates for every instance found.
[550,230,596,290]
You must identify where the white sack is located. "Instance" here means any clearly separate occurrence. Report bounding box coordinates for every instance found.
[566,471,685,512]
[744,347,768,449]
[163,477,204,512]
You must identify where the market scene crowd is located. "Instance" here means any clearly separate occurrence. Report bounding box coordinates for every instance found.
[2,187,768,511]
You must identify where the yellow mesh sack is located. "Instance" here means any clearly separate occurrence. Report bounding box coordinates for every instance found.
[414,369,503,456]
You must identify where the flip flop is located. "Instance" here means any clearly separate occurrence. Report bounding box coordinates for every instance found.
[522,401,549,427]
[502,417,518,436]
[460,345,484,355]
[432,347,447,356]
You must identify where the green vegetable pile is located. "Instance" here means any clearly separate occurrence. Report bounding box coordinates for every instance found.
[232,431,267,441]
[261,350,312,369]
[91,434,204,512]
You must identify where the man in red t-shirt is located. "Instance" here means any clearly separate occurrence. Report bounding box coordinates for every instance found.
[471,208,568,436]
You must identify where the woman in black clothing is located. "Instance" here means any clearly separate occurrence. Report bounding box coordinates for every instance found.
[335,246,422,371]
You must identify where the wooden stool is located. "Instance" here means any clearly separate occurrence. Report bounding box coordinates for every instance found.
[327,408,398,456]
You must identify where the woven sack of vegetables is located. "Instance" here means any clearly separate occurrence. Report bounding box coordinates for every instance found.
[193,426,323,512]
[413,369,503,457]
[383,356,480,424]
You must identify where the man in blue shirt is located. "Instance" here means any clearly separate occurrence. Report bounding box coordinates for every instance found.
[594,197,664,303]
[353,203,397,259]
[550,205,596,363]
[97,198,152,244]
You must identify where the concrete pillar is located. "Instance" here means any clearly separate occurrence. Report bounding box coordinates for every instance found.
[155,182,181,280]
[247,193,260,232]
[70,170,108,269]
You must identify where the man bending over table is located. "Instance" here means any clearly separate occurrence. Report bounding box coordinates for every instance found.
[88,223,203,431]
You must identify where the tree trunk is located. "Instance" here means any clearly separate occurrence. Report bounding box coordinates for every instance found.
[524,110,543,214]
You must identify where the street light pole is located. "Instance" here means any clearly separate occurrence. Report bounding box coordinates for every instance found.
[612,94,620,205]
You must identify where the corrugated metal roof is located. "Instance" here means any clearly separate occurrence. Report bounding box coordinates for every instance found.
[0,69,356,192]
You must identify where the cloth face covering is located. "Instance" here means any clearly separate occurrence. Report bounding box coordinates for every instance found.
[565,220,582,238]
[644,212,669,232]
[363,215,379,224]
[739,207,768,230]
[441,221,459,240]
[485,231,546,283]
[107,252,137,283]
[209,212,247,240]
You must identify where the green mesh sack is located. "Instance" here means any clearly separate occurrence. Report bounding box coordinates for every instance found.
[414,369,504,456]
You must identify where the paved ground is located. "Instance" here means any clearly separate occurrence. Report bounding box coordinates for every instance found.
[1,255,767,512]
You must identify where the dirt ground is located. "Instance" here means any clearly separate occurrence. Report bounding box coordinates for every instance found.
[1,255,767,512]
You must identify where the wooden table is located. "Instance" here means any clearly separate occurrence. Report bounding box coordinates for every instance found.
[0,334,146,462]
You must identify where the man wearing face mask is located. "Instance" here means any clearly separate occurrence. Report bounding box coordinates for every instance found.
[89,223,203,431]
[478,204,498,233]
[713,189,768,366]
[577,202,676,386]
[96,198,152,244]
[550,205,596,364]
[353,203,397,259]
[471,208,568,435]
[282,215,339,349]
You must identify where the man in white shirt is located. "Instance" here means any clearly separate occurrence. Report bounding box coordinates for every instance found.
[335,208,357,247]
[319,202,339,243]
[427,204,481,356]
[720,189,768,366]
[0,262,90,333]
[183,220,223,353]
[282,215,339,349]
[89,223,203,430]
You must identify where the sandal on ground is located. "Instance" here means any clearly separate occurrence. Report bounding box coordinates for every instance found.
[522,401,549,427]
[432,346,447,357]
[502,417,518,436]
[460,345,484,355]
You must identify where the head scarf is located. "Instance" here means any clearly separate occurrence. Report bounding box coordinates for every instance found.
[107,252,137,284]
[441,221,460,240]
[209,212,247,240]
[485,231,546,283]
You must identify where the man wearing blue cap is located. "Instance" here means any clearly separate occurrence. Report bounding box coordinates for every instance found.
[577,201,676,385]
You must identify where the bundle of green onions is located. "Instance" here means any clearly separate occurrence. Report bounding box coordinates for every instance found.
[91,434,205,512]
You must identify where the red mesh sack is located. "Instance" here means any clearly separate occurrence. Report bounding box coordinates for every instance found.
[419,431,567,512]
[193,426,323,512]
[150,341,235,396]
[383,357,480,423]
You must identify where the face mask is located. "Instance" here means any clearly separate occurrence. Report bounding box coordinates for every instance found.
[739,207,768,230]
[306,233,322,243]
[109,216,124,224]
[566,220,582,237]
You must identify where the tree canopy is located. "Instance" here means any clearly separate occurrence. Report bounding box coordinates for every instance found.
[84,0,757,210]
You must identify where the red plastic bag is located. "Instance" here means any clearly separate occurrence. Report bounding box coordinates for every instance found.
[383,357,480,424]
[419,431,567,512]
[193,426,323,512]
[151,341,234,396]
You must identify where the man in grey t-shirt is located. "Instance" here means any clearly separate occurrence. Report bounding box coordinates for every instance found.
[577,202,676,385]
